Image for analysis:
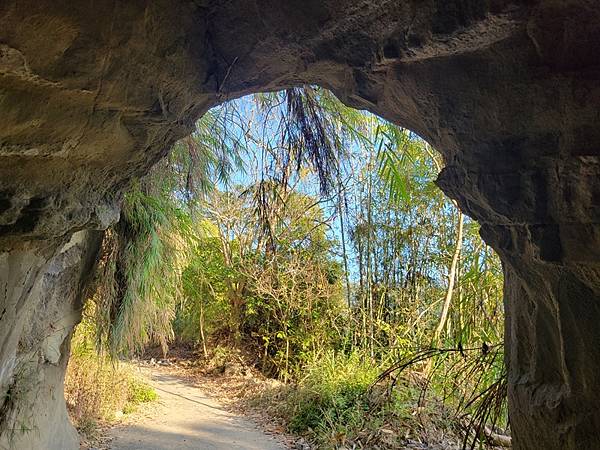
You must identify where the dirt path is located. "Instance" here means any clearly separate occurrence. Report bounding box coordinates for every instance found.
[108,369,287,450]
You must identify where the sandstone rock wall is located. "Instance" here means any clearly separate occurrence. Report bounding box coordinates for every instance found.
[0,231,102,449]
[1,1,599,449]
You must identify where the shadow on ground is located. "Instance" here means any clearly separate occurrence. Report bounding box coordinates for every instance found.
[109,370,286,450]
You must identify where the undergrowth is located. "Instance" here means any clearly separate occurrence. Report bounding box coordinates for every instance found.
[246,351,461,449]
[64,322,157,436]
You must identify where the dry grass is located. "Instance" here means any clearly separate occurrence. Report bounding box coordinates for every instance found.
[142,347,467,450]
[64,347,157,437]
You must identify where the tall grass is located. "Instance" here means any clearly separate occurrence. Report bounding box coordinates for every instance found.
[250,351,462,449]
[65,317,157,435]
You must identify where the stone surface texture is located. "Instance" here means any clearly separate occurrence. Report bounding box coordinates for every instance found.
[0,1,599,449]
[0,231,102,450]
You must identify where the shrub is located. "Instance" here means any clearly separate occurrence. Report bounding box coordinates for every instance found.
[64,326,157,435]
[248,350,462,449]
[127,378,158,404]
[268,352,379,447]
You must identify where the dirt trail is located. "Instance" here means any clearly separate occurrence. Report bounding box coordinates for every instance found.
[108,369,287,450]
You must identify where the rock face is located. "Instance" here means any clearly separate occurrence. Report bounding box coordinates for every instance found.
[0,1,599,449]
[0,231,102,450]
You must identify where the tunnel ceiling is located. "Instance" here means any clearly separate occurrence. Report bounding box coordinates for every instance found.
[0,0,597,248]
[2,2,600,450]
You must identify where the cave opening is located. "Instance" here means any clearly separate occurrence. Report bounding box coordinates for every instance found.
[62,88,506,448]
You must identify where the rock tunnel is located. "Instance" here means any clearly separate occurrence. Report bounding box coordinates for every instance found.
[1,1,599,449]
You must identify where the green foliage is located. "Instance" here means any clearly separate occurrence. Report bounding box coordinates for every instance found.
[242,249,345,379]
[81,86,506,448]
[172,184,346,379]
[127,379,158,405]
[285,352,377,436]
[92,182,195,357]
[253,352,461,449]
[89,104,246,357]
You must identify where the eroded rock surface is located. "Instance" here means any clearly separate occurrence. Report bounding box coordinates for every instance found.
[1,1,599,449]
[0,231,102,450]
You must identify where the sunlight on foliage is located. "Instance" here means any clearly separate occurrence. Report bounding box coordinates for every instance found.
[80,86,506,449]
[65,315,157,435]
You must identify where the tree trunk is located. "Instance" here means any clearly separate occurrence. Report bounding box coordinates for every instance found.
[432,209,464,347]
[199,300,208,359]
